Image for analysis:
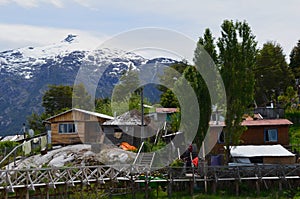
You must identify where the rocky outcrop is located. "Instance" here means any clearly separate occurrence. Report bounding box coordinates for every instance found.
[6,144,136,169]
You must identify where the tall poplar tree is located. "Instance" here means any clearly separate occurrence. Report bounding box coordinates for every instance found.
[184,28,217,147]
[217,20,257,161]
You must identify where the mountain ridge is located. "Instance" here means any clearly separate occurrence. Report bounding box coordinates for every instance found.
[0,35,177,135]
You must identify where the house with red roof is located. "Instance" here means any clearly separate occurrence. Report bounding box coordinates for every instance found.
[209,115,293,162]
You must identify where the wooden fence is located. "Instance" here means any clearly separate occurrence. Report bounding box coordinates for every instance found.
[0,164,299,198]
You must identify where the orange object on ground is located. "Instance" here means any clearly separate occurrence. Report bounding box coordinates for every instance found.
[120,142,137,151]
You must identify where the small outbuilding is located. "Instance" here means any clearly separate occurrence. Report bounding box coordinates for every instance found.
[230,145,296,164]
[102,109,156,148]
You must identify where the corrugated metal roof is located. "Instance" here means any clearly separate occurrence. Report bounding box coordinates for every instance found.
[103,109,145,125]
[155,108,179,113]
[45,108,114,121]
[230,145,295,157]
[241,119,292,126]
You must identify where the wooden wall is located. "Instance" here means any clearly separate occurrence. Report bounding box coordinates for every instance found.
[49,110,109,145]
[240,125,290,146]
[51,122,83,145]
[263,156,295,164]
[210,125,290,156]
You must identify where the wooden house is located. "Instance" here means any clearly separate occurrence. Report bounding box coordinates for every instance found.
[210,118,293,155]
[45,108,114,145]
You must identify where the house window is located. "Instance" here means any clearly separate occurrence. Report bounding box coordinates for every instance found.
[59,123,77,134]
[265,129,278,142]
[218,131,225,143]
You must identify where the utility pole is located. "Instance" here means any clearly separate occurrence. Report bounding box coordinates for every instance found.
[141,87,145,150]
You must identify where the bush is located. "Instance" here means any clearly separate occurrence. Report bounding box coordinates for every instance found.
[0,141,18,151]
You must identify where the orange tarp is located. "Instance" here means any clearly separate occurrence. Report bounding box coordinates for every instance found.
[120,142,137,151]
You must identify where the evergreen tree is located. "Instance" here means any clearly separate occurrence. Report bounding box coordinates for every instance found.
[160,89,179,108]
[182,66,211,147]
[217,20,257,162]
[290,40,300,79]
[255,42,294,106]
[42,85,73,115]
[95,98,112,116]
[27,112,49,134]
[72,83,93,110]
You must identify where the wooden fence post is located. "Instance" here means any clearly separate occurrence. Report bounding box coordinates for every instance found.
[256,180,260,196]
[235,180,239,196]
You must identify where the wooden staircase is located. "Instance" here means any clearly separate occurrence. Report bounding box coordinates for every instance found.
[132,142,155,172]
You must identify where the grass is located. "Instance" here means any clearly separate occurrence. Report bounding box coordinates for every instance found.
[289,124,300,152]
[111,188,288,199]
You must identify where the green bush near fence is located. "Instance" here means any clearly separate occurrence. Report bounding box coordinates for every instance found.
[0,141,18,150]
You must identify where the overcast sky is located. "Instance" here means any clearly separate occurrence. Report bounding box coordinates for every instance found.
[0,0,299,60]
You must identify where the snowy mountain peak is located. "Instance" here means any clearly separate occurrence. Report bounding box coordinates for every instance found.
[62,34,78,43]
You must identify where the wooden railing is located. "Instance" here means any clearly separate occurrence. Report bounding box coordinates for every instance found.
[0,133,48,168]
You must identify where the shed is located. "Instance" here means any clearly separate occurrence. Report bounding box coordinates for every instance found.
[102,110,156,148]
[45,108,114,145]
[230,145,296,164]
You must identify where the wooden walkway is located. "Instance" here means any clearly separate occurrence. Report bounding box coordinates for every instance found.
[0,164,299,198]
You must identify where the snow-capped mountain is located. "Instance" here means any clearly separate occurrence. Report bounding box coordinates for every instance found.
[0,34,177,135]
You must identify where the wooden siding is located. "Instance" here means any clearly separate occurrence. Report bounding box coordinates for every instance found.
[211,124,290,155]
[51,123,82,145]
[49,110,110,145]
[240,125,289,145]
[263,156,295,164]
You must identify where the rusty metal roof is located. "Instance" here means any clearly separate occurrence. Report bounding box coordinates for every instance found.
[241,119,292,126]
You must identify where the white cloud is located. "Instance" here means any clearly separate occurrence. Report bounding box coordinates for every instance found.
[0,0,300,56]
[0,24,107,51]
[0,0,64,8]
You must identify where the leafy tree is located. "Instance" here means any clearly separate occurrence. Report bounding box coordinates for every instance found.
[112,70,140,103]
[290,40,300,79]
[158,61,189,108]
[95,98,112,116]
[42,84,93,116]
[277,86,298,110]
[27,112,49,134]
[72,83,93,110]
[255,42,294,106]
[111,94,151,116]
[169,112,181,132]
[181,65,211,148]
[42,85,73,115]
[158,60,189,93]
[160,89,179,108]
[111,69,152,115]
[217,20,257,162]
[198,28,218,63]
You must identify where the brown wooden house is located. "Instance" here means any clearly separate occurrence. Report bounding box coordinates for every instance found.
[210,117,293,156]
[45,108,114,145]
